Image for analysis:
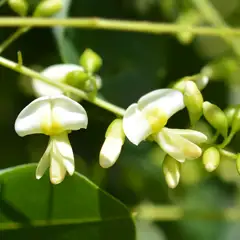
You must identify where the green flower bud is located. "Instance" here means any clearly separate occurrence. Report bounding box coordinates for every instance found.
[203,101,228,138]
[184,81,203,126]
[175,9,202,45]
[224,106,237,126]
[80,49,102,73]
[34,0,63,17]
[202,147,220,172]
[162,155,181,189]
[8,0,28,16]
[231,106,240,134]
[65,70,89,89]
[201,58,238,80]
[236,154,240,175]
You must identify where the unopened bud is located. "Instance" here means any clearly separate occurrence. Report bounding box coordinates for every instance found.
[34,0,63,17]
[202,147,220,172]
[231,106,240,133]
[65,70,89,89]
[175,9,202,45]
[224,106,237,126]
[80,49,102,73]
[8,0,28,16]
[99,119,125,168]
[162,155,181,189]
[184,81,203,126]
[203,101,228,138]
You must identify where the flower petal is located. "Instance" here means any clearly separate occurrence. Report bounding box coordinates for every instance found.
[155,128,202,161]
[52,95,88,131]
[123,103,151,145]
[36,140,52,180]
[50,140,67,184]
[32,64,84,97]
[15,96,51,136]
[138,89,185,118]
[53,133,75,175]
[99,137,123,168]
[164,128,208,144]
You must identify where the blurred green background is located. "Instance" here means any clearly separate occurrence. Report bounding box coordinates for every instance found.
[0,0,240,239]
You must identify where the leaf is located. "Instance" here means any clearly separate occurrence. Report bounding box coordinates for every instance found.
[0,164,135,240]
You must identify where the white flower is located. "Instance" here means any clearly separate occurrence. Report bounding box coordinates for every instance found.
[123,89,207,162]
[99,119,125,168]
[123,89,185,145]
[154,128,207,162]
[15,95,88,184]
[32,64,84,97]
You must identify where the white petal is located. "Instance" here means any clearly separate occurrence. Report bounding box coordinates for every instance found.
[155,128,202,161]
[15,96,51,136]
[138,89,185,118]
[164,128,208,144]
[50,140,67,184]
[51,95,88,131]
[32,64,84,97]
[123,103,152,145]
[53,133,75,175]
[36,140,52,179]
[99,137,123,168]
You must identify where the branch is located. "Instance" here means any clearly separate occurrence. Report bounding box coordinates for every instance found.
[0,17,240,37]
[0,56,125,116]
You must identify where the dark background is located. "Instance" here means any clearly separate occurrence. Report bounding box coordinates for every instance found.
[0,0,240,239]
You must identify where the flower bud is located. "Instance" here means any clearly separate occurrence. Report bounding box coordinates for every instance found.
[231,106,240,134]
[99,119,125,168]
[173,75,209,93]
[184,81,203,126]
[224,106,237,126]
[236,154,240,175]
[203,101,228,138]
[65,70,89,89]
[8,0,28,16]
[34,0,63,17]
[175,9,202,45]
[80,49,102,73]
[202,147,220,172]
[162,155,181,189]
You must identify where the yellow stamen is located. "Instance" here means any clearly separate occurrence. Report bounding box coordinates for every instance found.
[40,106,63,135]
[145,108,168,133]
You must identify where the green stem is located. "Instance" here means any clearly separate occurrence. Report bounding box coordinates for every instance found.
[218,131,235,148]
[134,204,240,221]
[191,0,240,57]
[0,27,30,54]
[219,149,237,159]
[0,55,125,116]
[0,17,240,37]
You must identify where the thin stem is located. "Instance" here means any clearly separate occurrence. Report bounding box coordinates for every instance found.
[218,131,235,148]
[0,56,125,116]
[0,17,240,37]
[191,0,240,57]
[0,27,30,54]
[219,149,237,160]
[134,204,240,221]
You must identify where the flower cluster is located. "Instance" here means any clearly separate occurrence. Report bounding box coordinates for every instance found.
[15,54,239,188]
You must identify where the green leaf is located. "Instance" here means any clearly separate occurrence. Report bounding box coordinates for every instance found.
[0,164,135,239]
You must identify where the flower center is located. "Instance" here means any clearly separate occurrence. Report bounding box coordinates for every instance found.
[41,111,63,136]
[145,108,168,133]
